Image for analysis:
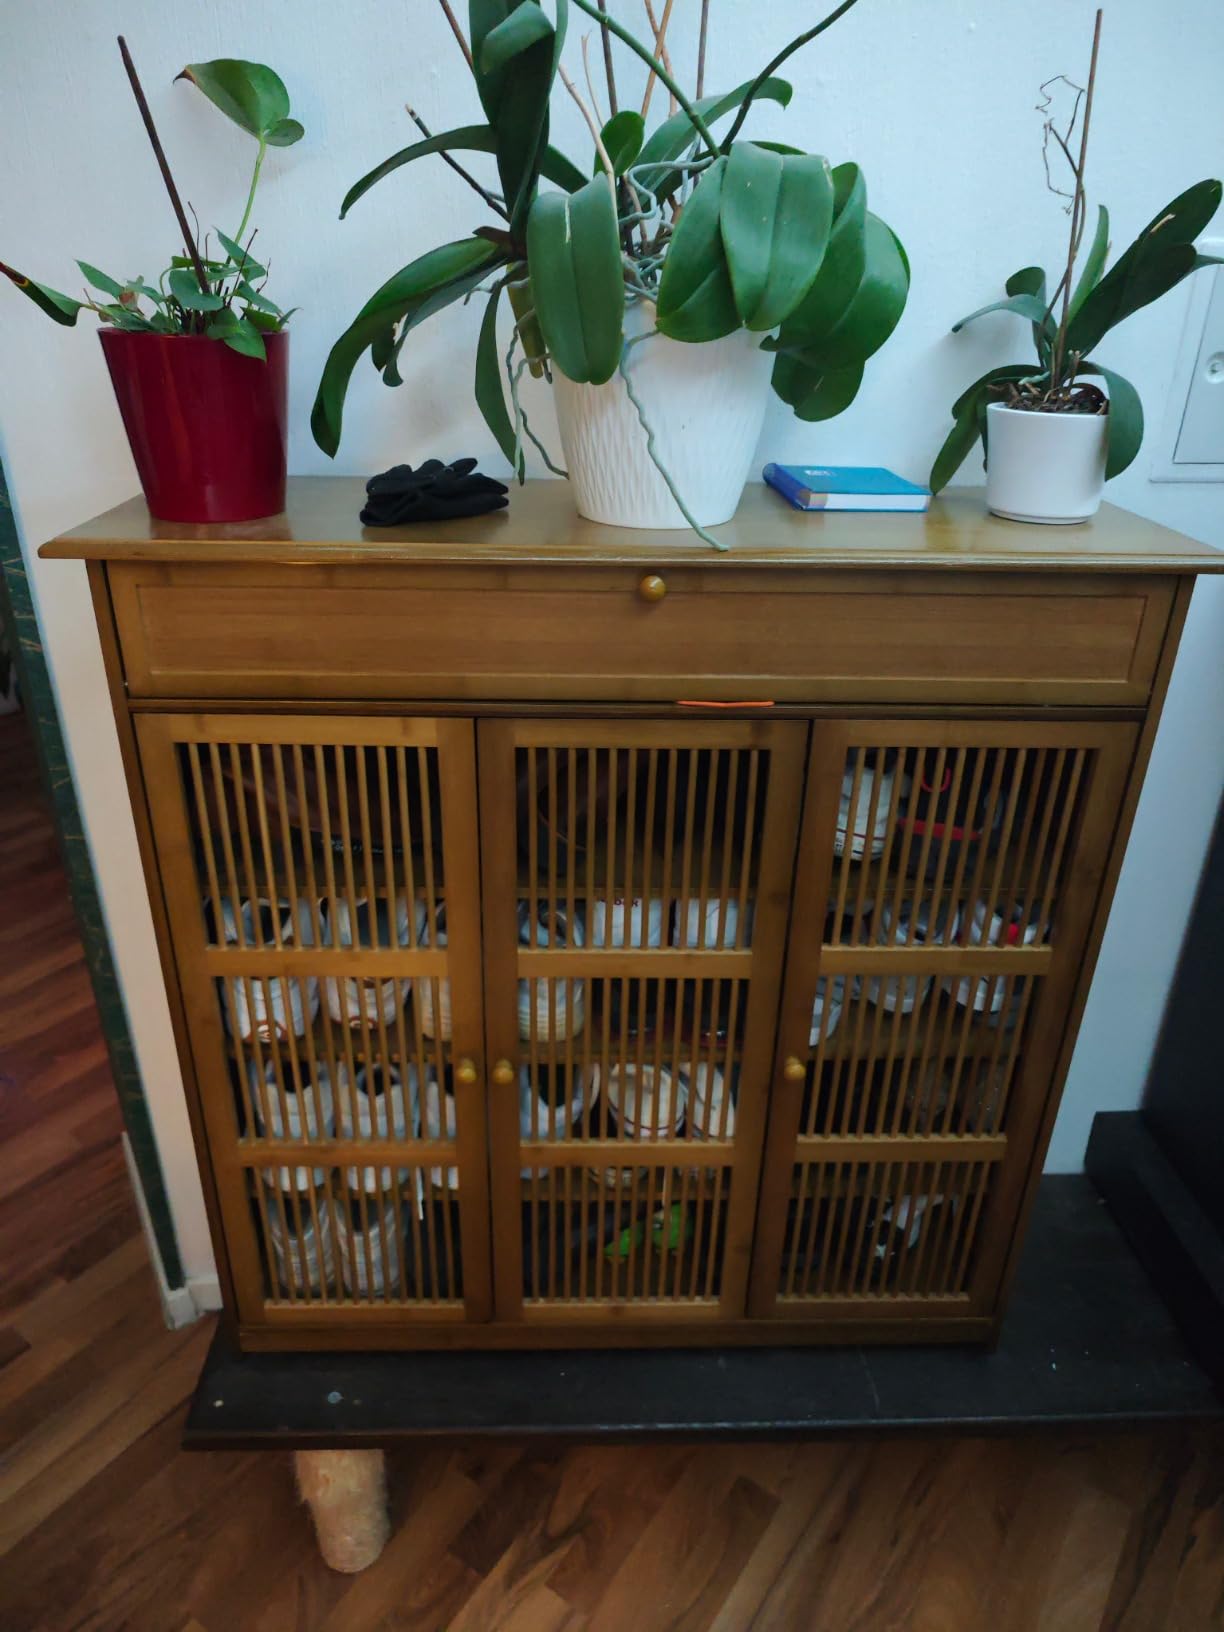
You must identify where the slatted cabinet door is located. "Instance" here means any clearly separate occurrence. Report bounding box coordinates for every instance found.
[478,719,807,1329]
[135,713,492,1341]
[748,718,1137,1330]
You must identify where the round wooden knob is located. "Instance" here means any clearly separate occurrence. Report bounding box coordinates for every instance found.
[492,1059,517,1087]
[638,573,667,604]
[782,1056,806,1084]
[455,1058,478,1087]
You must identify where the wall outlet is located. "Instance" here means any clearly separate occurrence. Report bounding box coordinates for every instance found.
[1151,237,1224,482]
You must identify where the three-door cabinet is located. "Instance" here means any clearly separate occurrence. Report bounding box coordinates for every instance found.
[45,478,1222,1351]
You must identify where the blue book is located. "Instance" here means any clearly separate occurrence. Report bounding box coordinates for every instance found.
[762,463,931,513]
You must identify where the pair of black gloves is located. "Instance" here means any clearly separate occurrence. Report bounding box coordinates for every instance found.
[360,458,508,526]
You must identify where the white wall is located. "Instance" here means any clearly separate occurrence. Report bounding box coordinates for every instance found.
[2,0,1221,1285]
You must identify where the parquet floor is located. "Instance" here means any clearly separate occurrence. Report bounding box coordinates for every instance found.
[0,708,1221,1631]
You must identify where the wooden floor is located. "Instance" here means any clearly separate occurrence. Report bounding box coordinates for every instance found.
[0,708,1221,1631]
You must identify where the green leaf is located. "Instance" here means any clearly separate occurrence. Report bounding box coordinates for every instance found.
[340,125,585,218]
[469,0,568,232]
[214,230,267,280]
[1,261,83,324]
[769,162,866,346]
[656,158,739,342]
[951,292,1053,333]
[929,364,1032,493]
[1068,207,1109,326]
[236,280,280,314]
[265,117,304,148]
[312,237,502,455]
[167,268,225,311]
[598,110,645,178]
[719,142,833,331]
[480,1,554,71]
[1067,179,1223,356]
[1005,265,1048,302]
[176,59,298,143]
[770,355,864,420]
[475,282,524,476]
[525,175,624,383]
[776,213,909,370]
[207,311,267,358]
[1079,361,1143,479]
[97,302,154,332]
[76,261,126,299]
[635,76,793,204]
[243,306,286,333]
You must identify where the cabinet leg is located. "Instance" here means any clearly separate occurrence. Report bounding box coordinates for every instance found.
[294,1449,390,1573]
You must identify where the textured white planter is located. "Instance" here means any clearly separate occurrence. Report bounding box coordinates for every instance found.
[552,301,774,529]
[985,401,1108,525]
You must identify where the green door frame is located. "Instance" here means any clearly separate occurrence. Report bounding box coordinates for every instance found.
[0,457,184,1288]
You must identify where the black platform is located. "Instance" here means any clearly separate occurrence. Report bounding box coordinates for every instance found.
[185,1176,1221,1449]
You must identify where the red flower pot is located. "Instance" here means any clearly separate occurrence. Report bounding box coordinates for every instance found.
[98,328,288,523]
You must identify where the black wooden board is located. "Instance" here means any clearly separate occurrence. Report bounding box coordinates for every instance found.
[185,1176,1221,1449]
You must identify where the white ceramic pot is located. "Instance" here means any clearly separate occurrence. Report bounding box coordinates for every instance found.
[551,299,774,529]
[985,401,1107,525]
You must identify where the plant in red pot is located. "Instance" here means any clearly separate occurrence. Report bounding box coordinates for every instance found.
[1,39,302,523]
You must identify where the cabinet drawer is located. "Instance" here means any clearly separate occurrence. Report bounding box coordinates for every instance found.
[108,562,1172,705]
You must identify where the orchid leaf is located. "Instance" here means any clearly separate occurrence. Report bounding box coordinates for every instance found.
[771,355,865,421]
[525,174,623,383]
[1067,207,1109,325]
[1079,361,1143,479]
[469,0,568,232]
[635,76,793,205]
[475,281,525,476]
[311,236,502,455]
[340,125,584,218]
[1067,179,1223,356]
[951,292,1052,333]
[656,157,739,342]
[597,110,645,178]
[929,363,1033,493]
[720,142,834,331]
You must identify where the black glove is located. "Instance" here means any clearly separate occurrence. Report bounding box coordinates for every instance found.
[360,458,509,526]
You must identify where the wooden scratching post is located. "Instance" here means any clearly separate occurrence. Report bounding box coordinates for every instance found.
[294,1449,390,1572]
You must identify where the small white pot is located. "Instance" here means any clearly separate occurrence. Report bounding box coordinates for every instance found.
[985,401,1108,525]
[551,299,774,529]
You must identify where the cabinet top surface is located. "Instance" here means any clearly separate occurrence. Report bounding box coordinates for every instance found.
[41,477,1223,572]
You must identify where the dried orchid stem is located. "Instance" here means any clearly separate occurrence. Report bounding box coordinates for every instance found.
[558,62,616,198]
[406,104,508,219]
[1053,8,1103,386]
[641,0,677,118]
[436,0,474,70]
[596,0,619,115]
[696,0,711,99]
[581,34,607,128]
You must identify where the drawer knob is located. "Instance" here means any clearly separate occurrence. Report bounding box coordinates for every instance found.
[492,1058,517,1087]
[455,1058,479,1087]
[782,1055,806,1084]
[638,573,667,604]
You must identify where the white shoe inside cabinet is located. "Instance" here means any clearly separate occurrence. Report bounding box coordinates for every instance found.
[810,975,846,1045]
[673,897,753,950]
[587,895,667,949]
[416,905,451,1040]
[834,758,907,860]
[520,1062,590,1143]
[340,1062,419,1194]
[265,1191,335,1296]
[247,1060,336,1186]
[946,902,1045,1026]
[421,1065,460,1190]
[858,901,961,1014]
[679,1058,736,1140]
[517,903,585,1040]
[336,1196,401,1298]
[587,1059,686,1187]
[208,896,318,1041]
[323,893,427,1028]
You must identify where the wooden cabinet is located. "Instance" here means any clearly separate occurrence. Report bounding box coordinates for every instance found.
[46,479,1222,1351]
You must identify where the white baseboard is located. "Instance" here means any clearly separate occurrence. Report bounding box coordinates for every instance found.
[187,1273,224,1312]
[121,1133,213,1328]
